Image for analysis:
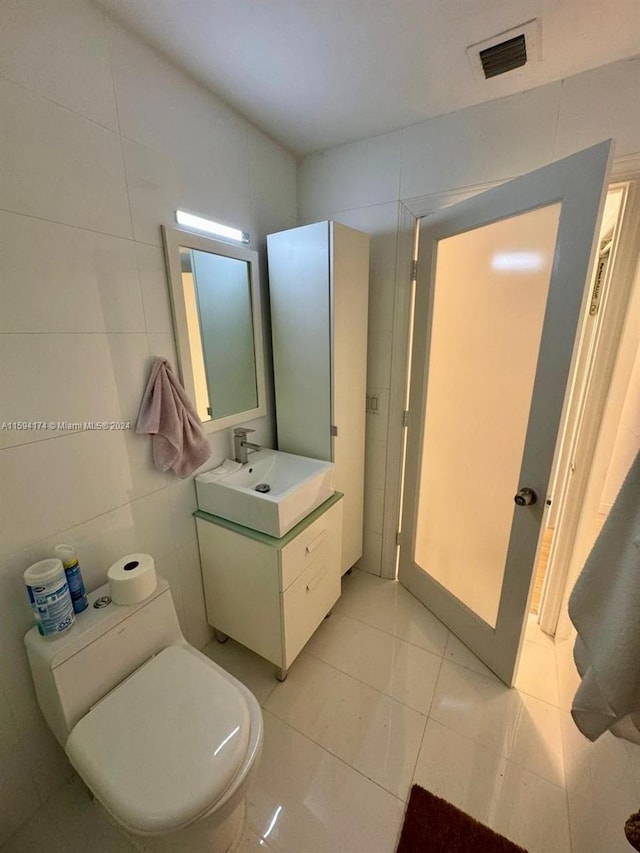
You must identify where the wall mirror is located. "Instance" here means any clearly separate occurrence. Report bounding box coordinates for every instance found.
[161,225,267,432]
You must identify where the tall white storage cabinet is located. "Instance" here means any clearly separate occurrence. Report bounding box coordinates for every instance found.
[267,222,369,574]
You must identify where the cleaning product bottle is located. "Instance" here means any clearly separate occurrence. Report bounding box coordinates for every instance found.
[24,557,75,637]
[54,544,88,613]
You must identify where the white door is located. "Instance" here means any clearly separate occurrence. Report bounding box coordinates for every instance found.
[398,141,613,685]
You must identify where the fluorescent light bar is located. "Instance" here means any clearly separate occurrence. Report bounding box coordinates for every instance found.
[176,210,249,243]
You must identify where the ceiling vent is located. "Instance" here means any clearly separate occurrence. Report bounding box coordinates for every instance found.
[479,34,527,79]
[467,20,540,83]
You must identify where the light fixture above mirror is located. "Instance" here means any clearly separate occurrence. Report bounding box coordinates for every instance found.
[175,209,250,244]
[162,224,267,433]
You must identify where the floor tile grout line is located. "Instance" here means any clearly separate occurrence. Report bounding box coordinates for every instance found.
[201,642,280,708]
[259,679,279,708]
[557,646,577,852]
[514,679,561,709]
[424,652,446,722]
[231,577,567,805]
[330,606,446,661]
[302,628,442,714]
[0,775,86,853]
[406,654,444,794]
[332,604,448,658]
[260,707,408,804]
[424,708,567,792]
[441,641,502,683]
[294,649,430,716]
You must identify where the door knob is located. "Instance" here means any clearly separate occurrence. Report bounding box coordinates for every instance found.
[514,487,537,507]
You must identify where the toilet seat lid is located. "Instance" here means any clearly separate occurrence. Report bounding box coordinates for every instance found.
[65,645,251,834]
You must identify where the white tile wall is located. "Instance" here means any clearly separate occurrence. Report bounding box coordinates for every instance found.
[358,529,384,576]
[553,58,640,160]
[367,332,393,389]
[0,79,132,237]
[121,137,255,248]
[329,202,400,268]
[364,438,387,491]
[107,20,251,196]
[0,0,296,843]
[0,335,133,450]
[0,0,117,130]
[247,126,298,236]
[0,213,146,334]
[399,82,563,199]
[367,266,397,334]
[363,486,385,536]
[297,130,402,221]
[134,242,174,334]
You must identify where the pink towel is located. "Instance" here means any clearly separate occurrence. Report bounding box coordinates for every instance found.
[136,358,211,478]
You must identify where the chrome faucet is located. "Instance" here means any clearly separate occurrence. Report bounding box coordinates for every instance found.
[233,427,261,464]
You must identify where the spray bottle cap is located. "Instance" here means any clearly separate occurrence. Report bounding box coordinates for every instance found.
[55,544,78,568]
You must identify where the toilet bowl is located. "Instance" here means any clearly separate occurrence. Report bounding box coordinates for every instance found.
[25,577,262,853]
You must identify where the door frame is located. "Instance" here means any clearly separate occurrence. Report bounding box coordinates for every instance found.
[382,182,508,581]
[382,153,640,638]
[551,158,640,637]
[539,168,640,635]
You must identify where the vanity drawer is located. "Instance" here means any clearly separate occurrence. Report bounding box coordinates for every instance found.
[281,553,340,669]
[280,499,342,590]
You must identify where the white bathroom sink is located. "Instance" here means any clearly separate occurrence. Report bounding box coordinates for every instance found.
[195,449,335,537]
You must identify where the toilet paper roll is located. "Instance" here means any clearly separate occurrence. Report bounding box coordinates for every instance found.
[107,554,157,605]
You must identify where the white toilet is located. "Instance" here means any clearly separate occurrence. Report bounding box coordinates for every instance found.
[25,577,263,853]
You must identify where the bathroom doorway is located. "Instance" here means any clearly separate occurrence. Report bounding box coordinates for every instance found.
[536,171,640,638]
[397,141,613,685]
[530,184,627,617]
[389,150,640,685]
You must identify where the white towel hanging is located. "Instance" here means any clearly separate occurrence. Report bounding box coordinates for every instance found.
[569,449,640,740]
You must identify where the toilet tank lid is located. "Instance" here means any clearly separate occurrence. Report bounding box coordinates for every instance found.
[65,645,251,835]
[24,579,171,669]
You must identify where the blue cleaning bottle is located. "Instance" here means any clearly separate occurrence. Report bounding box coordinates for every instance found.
[54,544,88,613]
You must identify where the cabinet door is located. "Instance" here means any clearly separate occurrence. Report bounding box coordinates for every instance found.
[196,520,283,666]
[268,223,332,461]
[331,223,369,571]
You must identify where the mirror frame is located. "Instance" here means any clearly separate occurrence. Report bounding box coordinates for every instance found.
[161,225,267,432]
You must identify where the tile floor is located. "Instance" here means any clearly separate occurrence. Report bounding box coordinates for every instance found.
[3,569,640,852]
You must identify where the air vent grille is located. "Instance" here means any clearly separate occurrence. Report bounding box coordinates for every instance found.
[479,34,527,79]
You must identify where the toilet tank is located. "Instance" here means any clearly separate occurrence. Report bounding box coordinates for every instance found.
[25,577,183,747]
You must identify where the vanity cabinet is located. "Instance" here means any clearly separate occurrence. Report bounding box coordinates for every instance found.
[267,222,369,574]
[195,494,343,679]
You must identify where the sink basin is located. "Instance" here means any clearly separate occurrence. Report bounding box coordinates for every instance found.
[195,449,335,537]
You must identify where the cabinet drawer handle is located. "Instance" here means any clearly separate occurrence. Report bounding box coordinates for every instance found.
[305,530,327,554]
[306,565,327,592]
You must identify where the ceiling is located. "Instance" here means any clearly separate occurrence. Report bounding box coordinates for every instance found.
[96,0,640,155]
